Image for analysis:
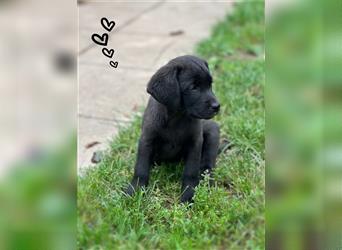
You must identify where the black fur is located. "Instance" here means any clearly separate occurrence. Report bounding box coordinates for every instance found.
[125,55,220,203]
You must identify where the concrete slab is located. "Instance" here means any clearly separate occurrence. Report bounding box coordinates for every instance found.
[122,2,232,38]
[78,1,162,52]
[79,32,177,69]
[78,116,118,174]
[153,35,201,69]
[79,64,153,119]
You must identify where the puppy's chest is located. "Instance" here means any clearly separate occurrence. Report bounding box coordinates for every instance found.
[158,123,191,145]
[155,128,189,159]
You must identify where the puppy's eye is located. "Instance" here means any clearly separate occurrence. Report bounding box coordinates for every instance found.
[190,84,198,90]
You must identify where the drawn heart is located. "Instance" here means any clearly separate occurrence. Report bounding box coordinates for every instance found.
[101,17,115,32]
[91,33,108,46]
[109,61,118,68]
[102,48,114,58]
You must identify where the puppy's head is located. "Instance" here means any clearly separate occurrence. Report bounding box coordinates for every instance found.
[147,55,220,119]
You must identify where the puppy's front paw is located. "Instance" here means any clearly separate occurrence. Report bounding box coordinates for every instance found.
[124,176,148,197]
[180,186,195,203]
[124,183,136,197]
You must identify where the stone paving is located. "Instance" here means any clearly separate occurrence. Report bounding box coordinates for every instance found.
[78,0,232,172]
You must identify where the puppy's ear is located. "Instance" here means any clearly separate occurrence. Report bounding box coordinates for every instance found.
[147,64,181,111]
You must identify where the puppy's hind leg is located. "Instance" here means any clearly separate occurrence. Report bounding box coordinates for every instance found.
[200,120,220,177]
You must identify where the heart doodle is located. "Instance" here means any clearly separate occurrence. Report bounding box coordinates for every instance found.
[101,17,115,32]
[102,48,114,58]
[91,33,108,46]
[109,61,118,68]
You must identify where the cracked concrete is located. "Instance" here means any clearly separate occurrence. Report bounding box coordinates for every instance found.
[78,0,232,173]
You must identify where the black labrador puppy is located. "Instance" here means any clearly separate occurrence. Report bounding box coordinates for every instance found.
[125,55,220,203]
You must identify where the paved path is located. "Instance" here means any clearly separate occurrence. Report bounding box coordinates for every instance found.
[78,0,232,173]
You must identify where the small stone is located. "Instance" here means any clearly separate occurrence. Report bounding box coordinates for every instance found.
[91,151,104,163]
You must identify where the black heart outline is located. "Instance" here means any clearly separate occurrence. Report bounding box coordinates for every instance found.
[109,61,118,68]
[101,17,115,32]
[102,48,114,58]
[91,33,108,46]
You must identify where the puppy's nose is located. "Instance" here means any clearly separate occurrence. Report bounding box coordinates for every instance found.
[211,102,220,112]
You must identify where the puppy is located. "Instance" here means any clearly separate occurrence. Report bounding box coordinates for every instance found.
[125,55,220,203]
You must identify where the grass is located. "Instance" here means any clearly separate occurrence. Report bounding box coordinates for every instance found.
[0,137,76,250]
[78,1,265,249]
